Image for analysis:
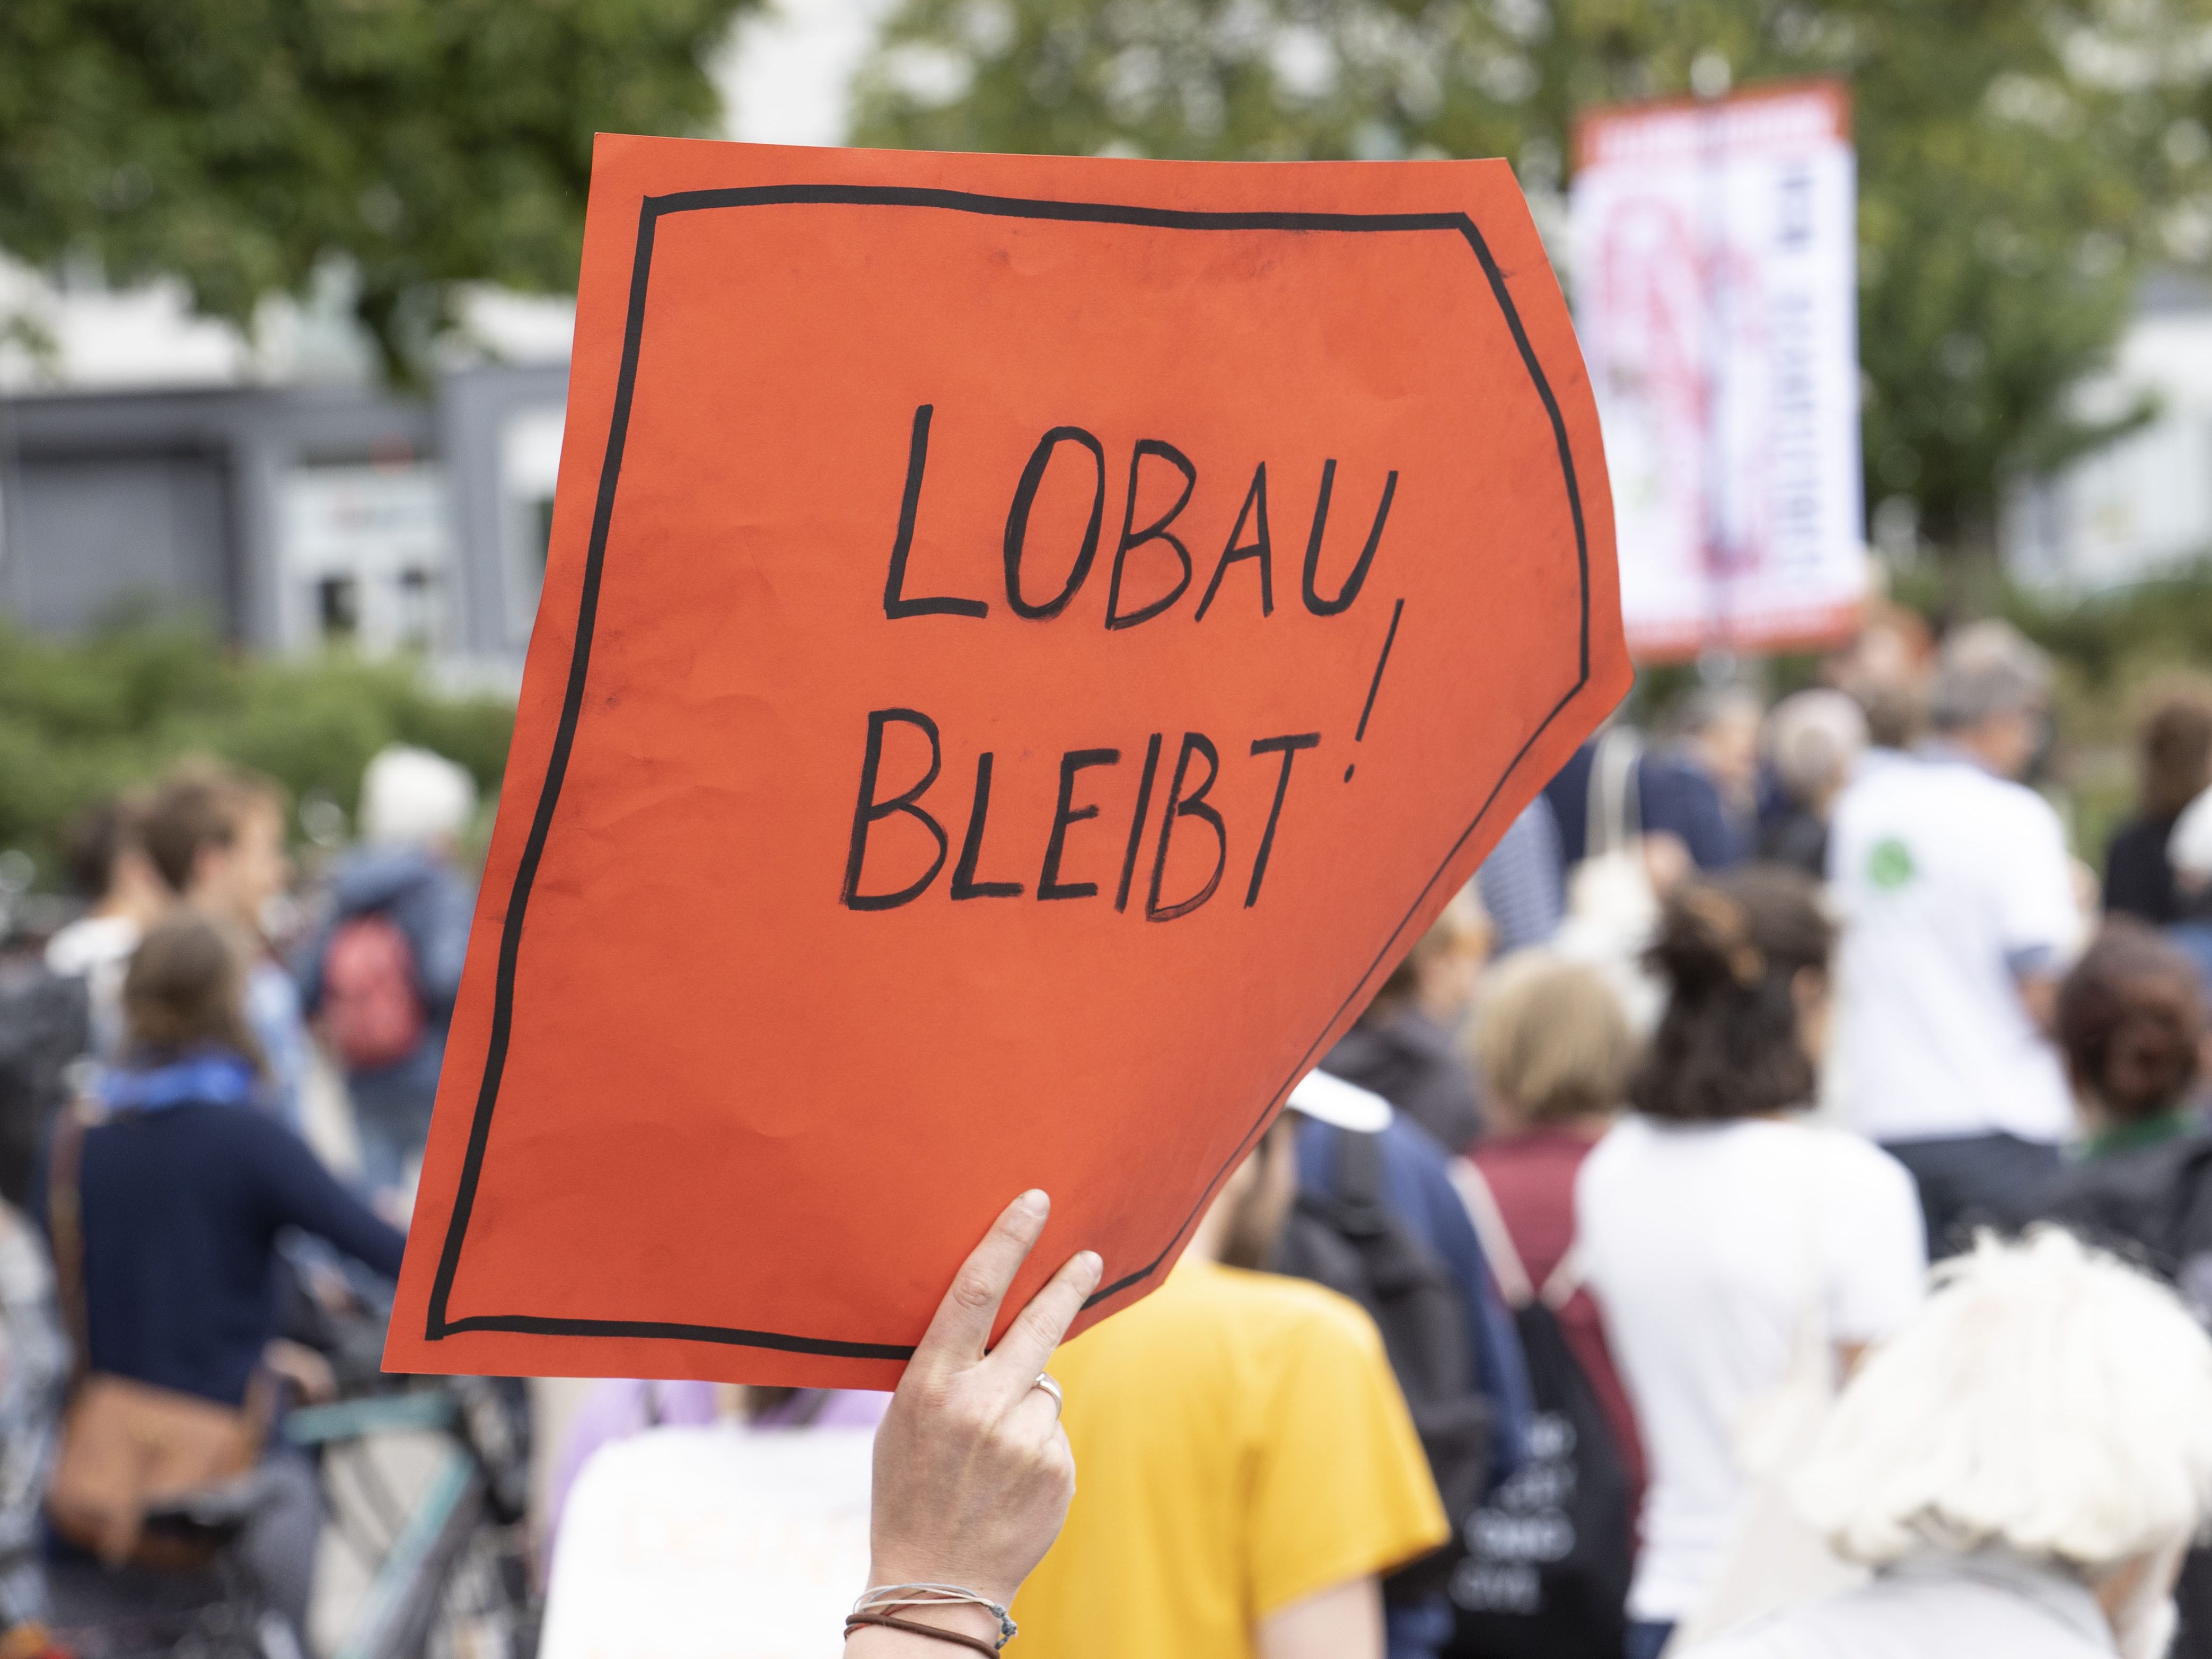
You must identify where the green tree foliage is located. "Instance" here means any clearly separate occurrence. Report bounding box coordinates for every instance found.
[852,0,2212,560]
[0,620,515,885]
[0,0,756,379]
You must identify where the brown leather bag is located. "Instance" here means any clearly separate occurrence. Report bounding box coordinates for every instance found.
[44,1104,266,1568]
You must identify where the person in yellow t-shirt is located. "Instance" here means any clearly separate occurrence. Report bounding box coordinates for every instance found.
[1013,1075,1449,1659]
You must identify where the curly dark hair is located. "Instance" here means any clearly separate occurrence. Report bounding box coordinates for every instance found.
[2056,920,2205,1126]
[2135,675,2212,821]
[1631,866,1834,1123]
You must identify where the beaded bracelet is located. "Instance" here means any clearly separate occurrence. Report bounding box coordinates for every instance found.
[849,1584,1016,1652]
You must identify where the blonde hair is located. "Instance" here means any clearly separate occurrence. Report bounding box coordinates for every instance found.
[1795,1229,2212,1573]
[1470,951,1634,1125]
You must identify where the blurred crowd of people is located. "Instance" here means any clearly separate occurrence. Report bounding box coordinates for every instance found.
[548,607,2212,1659]
[1244,605,2212,1659]
[6,602,2212,1659]
[0,743,481,1652]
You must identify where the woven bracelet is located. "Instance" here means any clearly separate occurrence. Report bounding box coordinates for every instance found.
[845,1611,1000,1655]
[850,1584,1016,1650]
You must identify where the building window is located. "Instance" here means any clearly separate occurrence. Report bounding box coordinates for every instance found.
[397,565,436,648]
[317,574,359,640]
[279,461,454,656]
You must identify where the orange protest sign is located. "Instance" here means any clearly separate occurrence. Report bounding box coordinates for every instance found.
[384,135,1628,1389]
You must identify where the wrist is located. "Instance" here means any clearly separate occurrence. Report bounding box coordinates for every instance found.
[866,1560,1019,1614]
[858,1569,1012,1649]
[850,1601,1002,1648]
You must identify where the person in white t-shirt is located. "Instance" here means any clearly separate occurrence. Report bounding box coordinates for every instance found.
[542,1385,891,1659]
[1577,868,1927,1659]
[44,793,172,1060]
[1828,621,2084,1254]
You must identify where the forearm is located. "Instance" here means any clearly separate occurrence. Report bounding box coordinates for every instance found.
[845,1634,949,1658]
[1256,1576,1383,1659]
[266,1139,408,1277]
[845,1191,1099,1659]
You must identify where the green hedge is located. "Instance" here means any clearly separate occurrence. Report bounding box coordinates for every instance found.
[0,620,515,889]
[2003,566,2212,705]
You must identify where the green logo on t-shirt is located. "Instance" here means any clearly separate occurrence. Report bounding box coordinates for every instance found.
[1868,837,1916,890]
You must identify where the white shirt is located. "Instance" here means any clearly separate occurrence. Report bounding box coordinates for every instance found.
[541,1423,875,1659]
[45,913,141,1061]
[1827,750,2082,1144]
[1686,1547,2115,1658]
[1577,1117,1926,1623]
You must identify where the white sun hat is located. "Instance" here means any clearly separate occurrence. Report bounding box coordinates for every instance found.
[1285,1068,1393,1134]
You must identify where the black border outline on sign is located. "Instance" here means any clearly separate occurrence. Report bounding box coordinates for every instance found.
[424,183,1595,1359]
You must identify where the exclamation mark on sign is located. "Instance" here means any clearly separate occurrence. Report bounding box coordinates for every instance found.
[1345,598,1405,783]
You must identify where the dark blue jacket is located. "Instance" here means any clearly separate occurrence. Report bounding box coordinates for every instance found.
[1544,739,1748,872]
[1637,752,1749,871]
[37,1101,406,1407]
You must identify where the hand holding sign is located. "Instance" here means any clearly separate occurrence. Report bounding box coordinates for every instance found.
[385,137,1626,1388]
[861,1190,1101,1649]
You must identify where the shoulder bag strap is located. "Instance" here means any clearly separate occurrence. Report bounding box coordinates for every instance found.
[47,1103,90,1388]
[1585,733,1620,861]
[1334,1125,1386,1210]
[1585,728,1645,860]
[1449,1156,1534,1310]
[1539,1243,1587,1310]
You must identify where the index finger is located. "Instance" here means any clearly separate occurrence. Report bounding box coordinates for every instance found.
[978,1245,1103,1392]
[910,1189,1051,1380]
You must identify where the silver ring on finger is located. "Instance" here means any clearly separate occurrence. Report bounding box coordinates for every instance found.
[1031,1372,1064,1417]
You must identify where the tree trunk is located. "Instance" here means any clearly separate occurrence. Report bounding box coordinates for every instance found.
[1934,508,2005,625]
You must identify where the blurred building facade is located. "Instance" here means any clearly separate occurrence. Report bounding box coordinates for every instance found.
[0,367,564,666]
[0,0,871,676]
[2005,270,2212,590]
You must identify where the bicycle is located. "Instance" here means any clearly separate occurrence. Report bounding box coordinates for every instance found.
[50,1304,538,1659]
[287,1369,537,1659]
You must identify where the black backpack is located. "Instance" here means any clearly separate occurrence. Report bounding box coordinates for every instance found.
[1270,1125,1492,1600]
[1446,1161,1632,1659]
[0,960,89,1209]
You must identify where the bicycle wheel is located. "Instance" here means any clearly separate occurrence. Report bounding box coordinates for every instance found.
[423,1525,538,1659]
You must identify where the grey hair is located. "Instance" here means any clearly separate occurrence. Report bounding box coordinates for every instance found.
[1793,1229,2212,1574]
[1927,621,2050,732]
[1766,689,1868,804]
[361,744,477,847]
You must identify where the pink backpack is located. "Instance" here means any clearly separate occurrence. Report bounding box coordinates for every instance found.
[323,915,425,1072]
